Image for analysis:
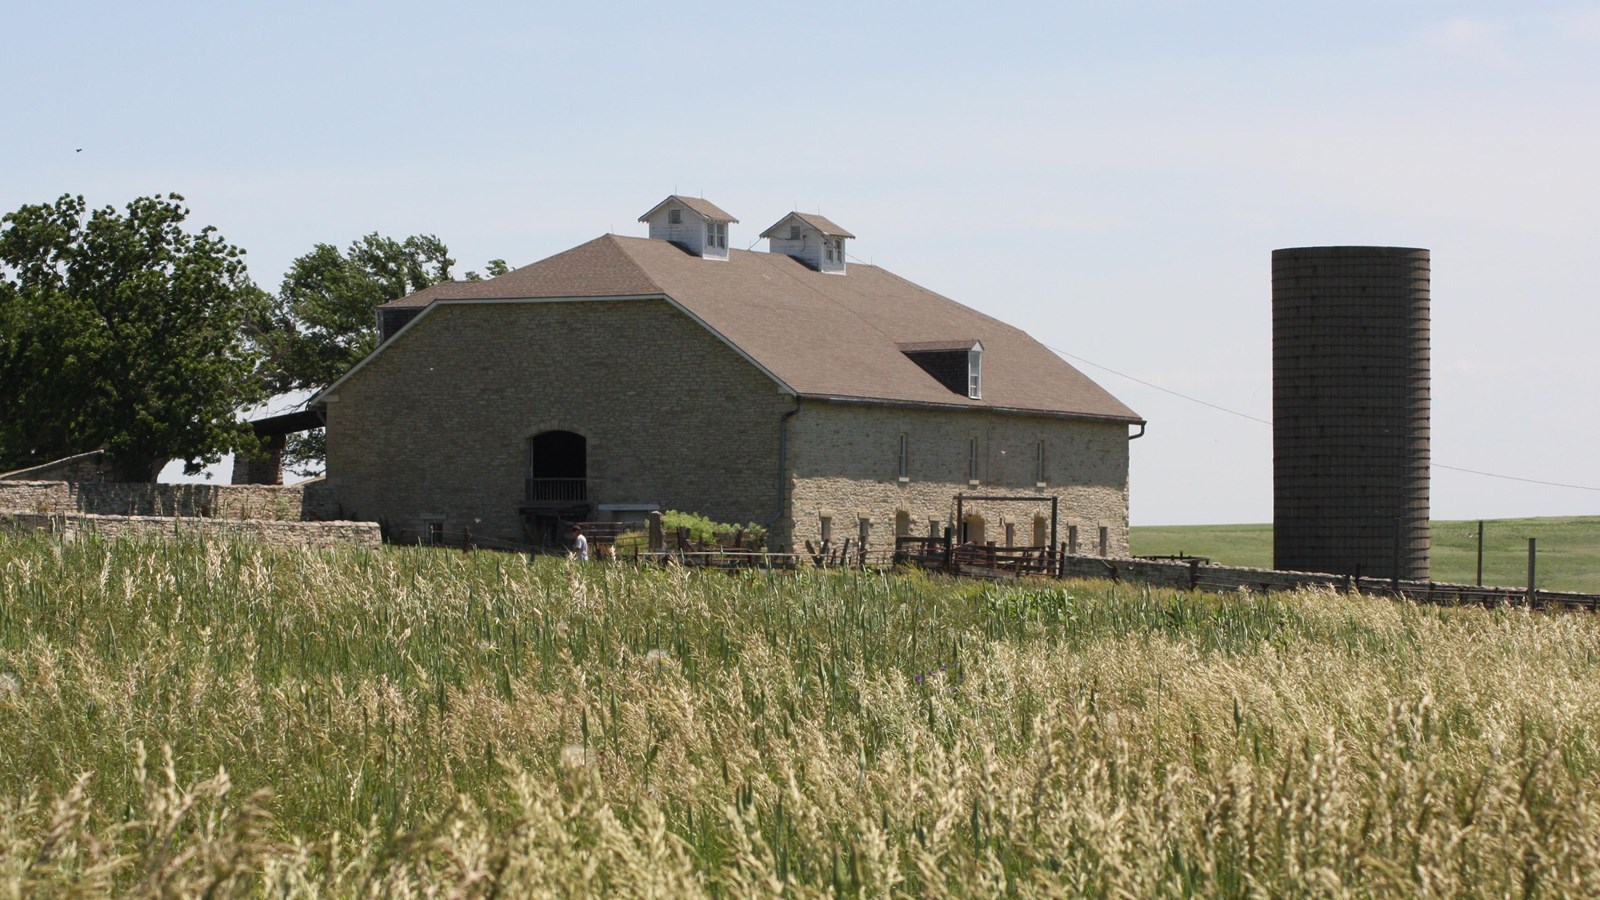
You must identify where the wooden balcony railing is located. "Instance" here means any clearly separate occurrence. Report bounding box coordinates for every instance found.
[525,478,588,504]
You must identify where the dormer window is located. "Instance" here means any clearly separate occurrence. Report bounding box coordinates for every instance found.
[668,208,682,224]
[708,221,727,249]
[899,339,984,400]
[789,225,801,240]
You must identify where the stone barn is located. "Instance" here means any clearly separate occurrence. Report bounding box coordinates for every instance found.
[312,196,1143,553]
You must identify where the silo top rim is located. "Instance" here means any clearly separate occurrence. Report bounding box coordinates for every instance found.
[1273,246,1429,257]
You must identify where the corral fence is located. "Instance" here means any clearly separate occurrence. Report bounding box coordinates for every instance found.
[389,522,1600,610]
[1082,554,1600,612]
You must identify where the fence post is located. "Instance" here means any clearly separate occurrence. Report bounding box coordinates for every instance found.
[1527,538,1537,605]
[1476,519,1484,586]
[648,512,664,553]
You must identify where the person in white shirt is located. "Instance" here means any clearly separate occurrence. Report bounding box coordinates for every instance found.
[568,525,589,562]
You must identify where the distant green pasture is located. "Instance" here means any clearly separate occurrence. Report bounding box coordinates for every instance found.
[1131,516,1600,593]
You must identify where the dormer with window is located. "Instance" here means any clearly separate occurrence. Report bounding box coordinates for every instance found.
[898,340,983,399]
[760,212,854,274]
[638,195,739,260]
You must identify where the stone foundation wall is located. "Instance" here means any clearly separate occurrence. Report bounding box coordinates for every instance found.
[0,480,340,522]
[1,512,380,550]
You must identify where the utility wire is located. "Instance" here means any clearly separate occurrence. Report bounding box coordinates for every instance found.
[1048,346,1272,425]
[1050,346,1600,493]
[1431,464,1600,492]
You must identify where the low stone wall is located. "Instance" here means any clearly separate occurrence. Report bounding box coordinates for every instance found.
[0,480,341,522]
[1,512,380,551]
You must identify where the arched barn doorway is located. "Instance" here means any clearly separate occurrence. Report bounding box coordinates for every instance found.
[522,430,589,547]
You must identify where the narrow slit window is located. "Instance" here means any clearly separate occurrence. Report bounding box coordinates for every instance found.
[897,432,909,479]
[1034,440,1046,483]
[967,436,979,482]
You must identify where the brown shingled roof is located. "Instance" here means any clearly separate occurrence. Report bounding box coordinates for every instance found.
[368,235,1139,423]
[760,212,855,239]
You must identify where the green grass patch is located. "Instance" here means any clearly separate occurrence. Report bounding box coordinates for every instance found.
[1133,515,1600,592]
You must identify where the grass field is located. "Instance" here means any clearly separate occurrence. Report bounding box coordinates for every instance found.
[6,532,1600,895]
[1132,516,1600,593]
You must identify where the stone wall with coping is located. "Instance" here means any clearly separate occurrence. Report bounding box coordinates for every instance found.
[786,402,1131,555]
[1,511,380,550]
[0,450,113,482]
[0,480,340,522]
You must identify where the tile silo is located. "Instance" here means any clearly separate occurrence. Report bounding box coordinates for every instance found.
[1272,246,1430,580]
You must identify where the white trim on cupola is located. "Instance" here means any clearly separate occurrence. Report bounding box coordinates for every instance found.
[638,195,739,260]
[760,211,854,274]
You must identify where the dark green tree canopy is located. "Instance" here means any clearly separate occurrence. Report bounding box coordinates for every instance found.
[263,233,455,394]
[0,194,268,482]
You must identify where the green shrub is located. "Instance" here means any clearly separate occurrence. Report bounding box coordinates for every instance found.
[614,510,766,551]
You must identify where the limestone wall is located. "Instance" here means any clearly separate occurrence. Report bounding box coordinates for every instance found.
[0,480,340,522]
[2,512,380,550]
[785,402,1131,555]
[323,300,792,546]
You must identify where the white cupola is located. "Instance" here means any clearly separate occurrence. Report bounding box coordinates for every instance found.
[638,195,739,260]
[760,212,854,274]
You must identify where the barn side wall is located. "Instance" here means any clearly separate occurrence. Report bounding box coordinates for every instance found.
[785,402,1131,555]
[322,300,793,546]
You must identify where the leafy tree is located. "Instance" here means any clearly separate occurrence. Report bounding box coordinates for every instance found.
[261,233,455,394]
[0,194,269,482]
[260,234,456,475]
[465,259,511,281]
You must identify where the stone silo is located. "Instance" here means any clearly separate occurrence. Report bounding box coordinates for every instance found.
[1272,246,1430,579]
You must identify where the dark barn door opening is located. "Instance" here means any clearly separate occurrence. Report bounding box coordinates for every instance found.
[524,431,589,547]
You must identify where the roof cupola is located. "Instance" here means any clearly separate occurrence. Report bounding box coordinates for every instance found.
[760,212,854,274]
[638,195,738,260]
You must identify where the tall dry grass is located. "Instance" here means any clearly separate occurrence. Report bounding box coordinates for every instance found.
[3,529,1600,895]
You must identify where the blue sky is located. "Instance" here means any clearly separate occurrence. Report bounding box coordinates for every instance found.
[6,1,1599,524]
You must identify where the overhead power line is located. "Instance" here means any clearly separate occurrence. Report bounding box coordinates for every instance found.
[1431,464,1600,493]
[1048,346,1271,425]
[1050,346,1600,494]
